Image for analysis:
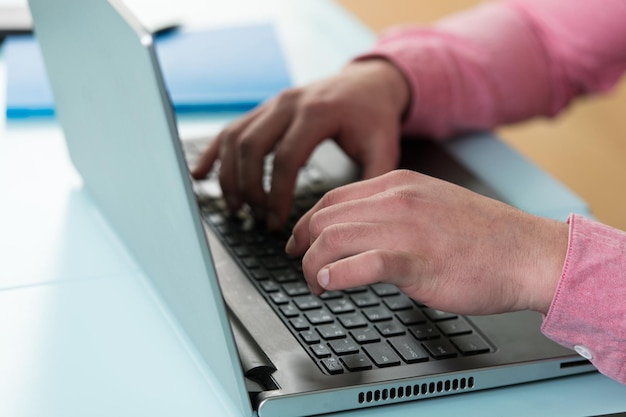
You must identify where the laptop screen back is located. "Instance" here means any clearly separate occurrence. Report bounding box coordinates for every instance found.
[27,0,251,414]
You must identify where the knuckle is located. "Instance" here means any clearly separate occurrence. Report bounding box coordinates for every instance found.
[272,147,300,175]
[319,225,342,252]
[219,129,239,149]
[276,87,301,103]
[317,223,352,253]
[298,95,334,119]
[389,169,419,184]
[318,188,342,209]
[370,249,394,277]
[385,188,418,211]
[307,210,327,241]
[237,134,260,159]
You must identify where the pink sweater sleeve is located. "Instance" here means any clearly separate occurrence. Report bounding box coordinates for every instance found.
[543,214,626,383]
[360,0,626,382]
[363,0,626,139]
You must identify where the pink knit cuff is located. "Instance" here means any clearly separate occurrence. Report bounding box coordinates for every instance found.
[542,213,626,383]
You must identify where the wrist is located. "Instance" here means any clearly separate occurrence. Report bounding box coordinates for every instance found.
[519,216,569,314]
[346,58,411,120]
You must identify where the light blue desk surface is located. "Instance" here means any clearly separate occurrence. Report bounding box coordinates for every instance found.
[1,0,625,416]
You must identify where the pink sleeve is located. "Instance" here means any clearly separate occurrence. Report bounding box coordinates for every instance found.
[360,0,626,138]
[542,214,626,383]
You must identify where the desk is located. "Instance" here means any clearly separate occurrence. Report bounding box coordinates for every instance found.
[1,0,626,416]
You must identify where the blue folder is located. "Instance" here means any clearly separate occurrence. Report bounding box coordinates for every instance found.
[4,23,292,118]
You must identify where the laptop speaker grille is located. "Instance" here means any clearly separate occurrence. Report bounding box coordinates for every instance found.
[357,377,475,404]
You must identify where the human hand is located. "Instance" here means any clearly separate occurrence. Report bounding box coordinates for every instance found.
[286,170,568,315]
[191,59,409,229]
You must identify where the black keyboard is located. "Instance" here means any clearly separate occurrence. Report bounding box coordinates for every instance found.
[182,138,492,375]
[198,195,493,375]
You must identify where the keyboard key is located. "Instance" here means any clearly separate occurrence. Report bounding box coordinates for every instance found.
[375,320,406,337]
[329,338,360,355]
[363,343,401,367]
[423,308,458,321]
[317,324,346,340]
[350,327,381,344]
[300,330,321,344]
[362,306,393,322]
[409,324,440,340]
[326,298,356,314]
[233,246,251,257]
[319,290,343,300]
[241,257,260,269]
[350,292,379,308]
[451,334,491,355]
[294,295,323,310]
[423,339,458,359]
[395,308,427,325]
[343,286,368,294]
[305,308,334,325]
[338,313,368,329]
[321,357,344,374]
[383,295,413,311]
[272,268,300,283]
[282,282,310,297]
[251,268,270,280]
[289,317,310,331]
[262,256,289,270]
[311,343,331,358]
[341,353,373,371]
[260,280,280,293]
[370,283,400,297]
[389,336,429,363]
[437,318,473,336]
[269,291,289,305]
[279,303,300,318]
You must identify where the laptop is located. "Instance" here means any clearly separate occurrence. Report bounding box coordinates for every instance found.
[28,0,596,416]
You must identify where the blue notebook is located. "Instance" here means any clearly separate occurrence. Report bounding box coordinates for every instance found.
[4,23,292,118]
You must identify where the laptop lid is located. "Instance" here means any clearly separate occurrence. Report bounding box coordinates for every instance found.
[27,0,252,415]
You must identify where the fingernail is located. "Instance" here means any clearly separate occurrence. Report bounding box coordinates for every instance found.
[285,235,297,254]
[318,268,330,289]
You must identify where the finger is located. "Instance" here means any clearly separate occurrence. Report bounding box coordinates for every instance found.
[301,221,390,282]
[235,95,297,217]
[308,249,424,296]
[266,113,335,230]
[287,170,421,254]
[276,123,399,227]
[301,220,419,280]
[217,128,245,210]
[190,137,220,179]
[206,110,264,210]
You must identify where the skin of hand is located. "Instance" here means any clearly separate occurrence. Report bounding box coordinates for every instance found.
[286,170,569,316]
[191,59,410,230]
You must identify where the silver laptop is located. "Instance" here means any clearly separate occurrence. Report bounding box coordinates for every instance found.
[28,0,595,415]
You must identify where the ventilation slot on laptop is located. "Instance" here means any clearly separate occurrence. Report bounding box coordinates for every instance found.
[357,377,475,404]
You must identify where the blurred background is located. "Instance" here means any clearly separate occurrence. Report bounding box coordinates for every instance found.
[339,0,626,230]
